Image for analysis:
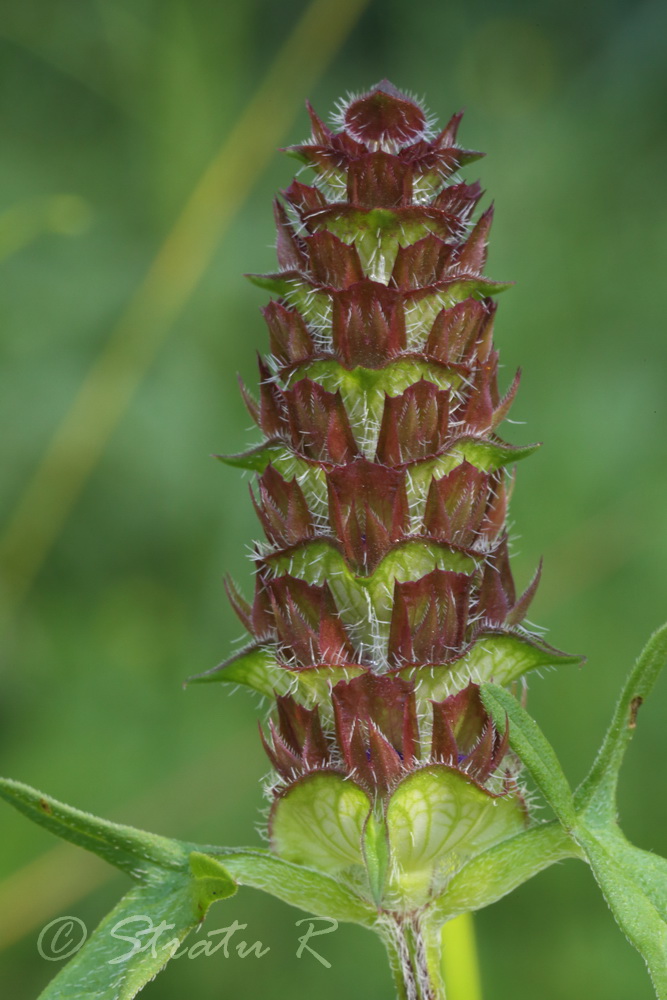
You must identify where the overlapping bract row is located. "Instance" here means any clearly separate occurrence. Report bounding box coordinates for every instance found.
[228,544,535,671]
[262,675,509,798]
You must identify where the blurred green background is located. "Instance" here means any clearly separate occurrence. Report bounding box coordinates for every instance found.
[1,1,666,997]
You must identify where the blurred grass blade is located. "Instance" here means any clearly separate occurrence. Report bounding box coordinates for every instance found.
[441,913,483,1000]
[0,196,92,263]
[0,0,371,617]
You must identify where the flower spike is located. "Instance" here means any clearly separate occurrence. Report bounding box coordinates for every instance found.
[219,81,581,917]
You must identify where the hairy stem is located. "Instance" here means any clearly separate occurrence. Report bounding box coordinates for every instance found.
[381,914,448,1000]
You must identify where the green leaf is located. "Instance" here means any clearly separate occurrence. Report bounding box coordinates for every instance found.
[0,778,189,881]
[459,437,541,471]
[247,273,332,329]
[213,848,377,926]
[385,765,526,907]
[246,272,294,296]
[480,684,577,829]
[575,826,667,999]
[188,852,238,910]
[566,624,667,997]
[270,773,371,875]
[575,622,667,824]
[0,776,378,995]
[482,651,667,999]
[427,821,581,922]
[37,855,236,1000]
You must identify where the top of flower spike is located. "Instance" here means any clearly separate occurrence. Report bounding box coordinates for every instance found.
[286,82,483,205]
[341,80,429,146]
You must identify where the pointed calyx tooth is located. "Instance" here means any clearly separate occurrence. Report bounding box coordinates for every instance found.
[347,153,415,209]
[457,205,494,273]
[267,576,357,667]
[237,568,278,641]
[254,357,286,437]
[422,461,494,547]
[252,465,314,548]
[425,297,496,365]
[304,231,365,288]
[326,458,409,573]
[432,180,483,219]
[391,235,459,290]
[282,179,328,218]
[457,350,500,433]
[376,380,451,464]
[476,537,542,627]
[332,673,419,794]
[388,569,473,666]
[224,575,253,632]
[276,694,327,755]
[262,301,314,366]
[283,380,358,462]
[305,100,334,144]
[331,283,405,367]
[274,199,307,271]
[261,696,332,781]
[389,209,493,290]
[431,683,509,783]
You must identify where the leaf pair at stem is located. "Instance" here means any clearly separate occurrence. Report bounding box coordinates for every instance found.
[2,623,666,999]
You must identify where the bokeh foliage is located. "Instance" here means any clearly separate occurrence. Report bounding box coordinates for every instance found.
[0,1,666,997]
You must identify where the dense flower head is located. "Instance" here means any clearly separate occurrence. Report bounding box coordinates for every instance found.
[197,81,581,909]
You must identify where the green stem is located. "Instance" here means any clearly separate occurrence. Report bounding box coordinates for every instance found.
[380,911,483,1000]
[382,927,411,1000]
[381,914,447,1000]
[441,913,483,1000]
